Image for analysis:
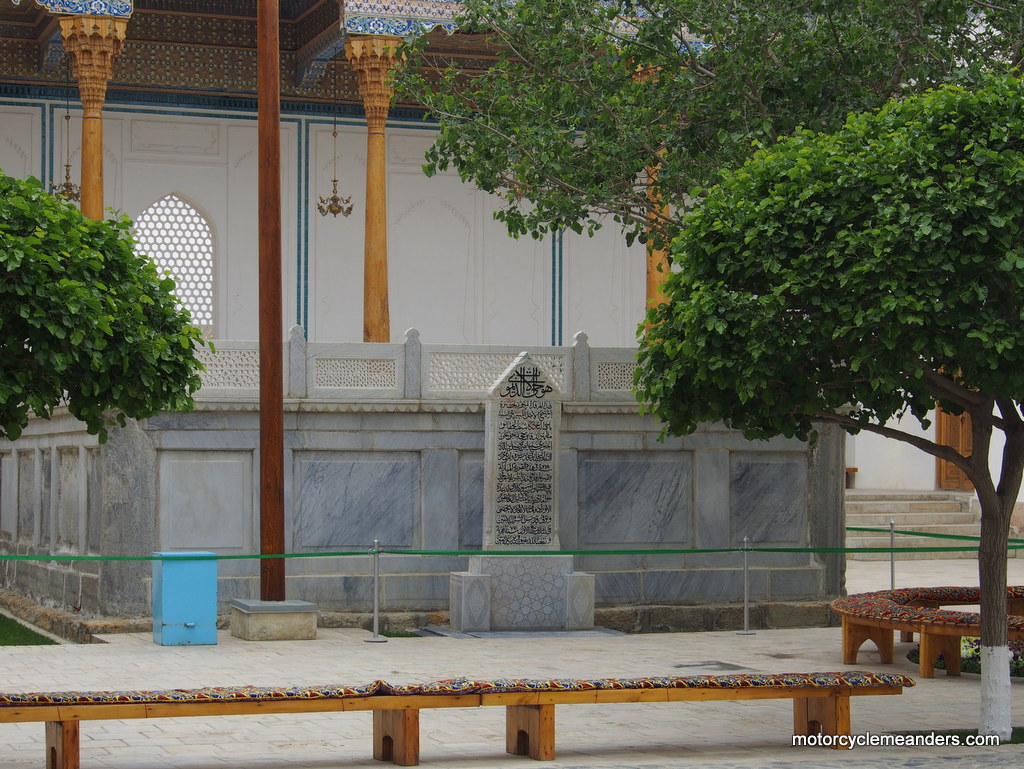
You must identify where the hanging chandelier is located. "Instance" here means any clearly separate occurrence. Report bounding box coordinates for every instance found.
[51,53,81,203]
[317,58,353,218]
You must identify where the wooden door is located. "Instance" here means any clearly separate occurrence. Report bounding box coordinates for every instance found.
[935,408,973,490]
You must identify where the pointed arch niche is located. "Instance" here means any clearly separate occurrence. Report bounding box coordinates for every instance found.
[134,194,216,337]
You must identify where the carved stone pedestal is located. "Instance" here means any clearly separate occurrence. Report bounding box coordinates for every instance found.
[450,555,594,632]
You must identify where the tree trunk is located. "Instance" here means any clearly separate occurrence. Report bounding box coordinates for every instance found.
[976,493,1012,739]
[965,404,1022,740]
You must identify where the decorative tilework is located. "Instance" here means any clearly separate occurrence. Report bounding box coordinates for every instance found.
[342,0,462,37]
[12,0,133,18]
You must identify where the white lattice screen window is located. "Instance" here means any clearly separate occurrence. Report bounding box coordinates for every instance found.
[134,195,215,336]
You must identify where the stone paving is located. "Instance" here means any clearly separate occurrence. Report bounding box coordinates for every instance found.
[1,558,1022,768]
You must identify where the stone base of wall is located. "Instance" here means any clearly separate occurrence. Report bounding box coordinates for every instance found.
[1,588,837,643]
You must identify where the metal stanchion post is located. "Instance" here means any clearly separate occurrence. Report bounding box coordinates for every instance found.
[737,536,756,635]
[365,538,387,643]
[889,520,896,590]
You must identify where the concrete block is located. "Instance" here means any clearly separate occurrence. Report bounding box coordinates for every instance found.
[229,599,318,641]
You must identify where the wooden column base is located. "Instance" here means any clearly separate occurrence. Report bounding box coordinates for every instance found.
[841,616,894,664]
[919,632,962,678]
[793,694,851,749]
[506,704,556,761]
[45,720,79,769]
[373,708,420,766]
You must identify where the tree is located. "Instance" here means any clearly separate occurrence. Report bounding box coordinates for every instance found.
[0,171,207,442]
[635,74,1024,738]
[398,0,1024,251]
[397,1,1024,737]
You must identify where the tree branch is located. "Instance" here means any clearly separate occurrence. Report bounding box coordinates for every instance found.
[813,409,971,471]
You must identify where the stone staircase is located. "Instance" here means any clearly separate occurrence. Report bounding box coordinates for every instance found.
[844,491,981,561]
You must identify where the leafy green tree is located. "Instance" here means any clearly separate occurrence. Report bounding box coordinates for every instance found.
[400,2,1024,736]
[0,171,207,441]
[398,0,1023,250]
[636,74,1024,738]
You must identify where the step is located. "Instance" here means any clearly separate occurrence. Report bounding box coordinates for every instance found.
[847,549,981,561]
[844,501,971,515]
[845,491,974,501]
[847,512,977,527]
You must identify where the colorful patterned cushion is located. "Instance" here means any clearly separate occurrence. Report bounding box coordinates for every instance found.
[0,672,912,707]
[831,586,1024,630]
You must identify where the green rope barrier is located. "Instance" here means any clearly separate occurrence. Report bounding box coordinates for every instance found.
[4,541,1023,563]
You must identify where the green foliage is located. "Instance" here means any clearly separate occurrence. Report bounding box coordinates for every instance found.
[0,615,58,646]
[635,74,1024,445]
[908,638,1024,677]
[0,171,207,442]
[397,0,1024,248]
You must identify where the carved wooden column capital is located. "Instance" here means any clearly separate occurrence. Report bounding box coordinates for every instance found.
[344,34,404,343]
[59,15,127,116]
[58,15,127,219]
[344,34,403,134]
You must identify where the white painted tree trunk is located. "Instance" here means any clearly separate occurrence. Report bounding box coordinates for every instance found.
[979,645,1012,740]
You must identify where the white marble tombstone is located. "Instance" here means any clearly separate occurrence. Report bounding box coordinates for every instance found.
[484,352,561,549]
[450,353,594,632]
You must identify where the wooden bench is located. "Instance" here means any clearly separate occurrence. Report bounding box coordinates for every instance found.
[831,586,1024,678]
[0,672,911,767]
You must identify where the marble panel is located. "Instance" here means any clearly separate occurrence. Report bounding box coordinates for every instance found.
[768,567,823,601]
[574,554,643,572]
[644,569,768,603]
[293,453,419,550]
[450,571,491,632]
[156,430,259,450]
[0,453,15,537]
[158,452,253,552]
[382,574,450,611]
[370,432,482,451]
[458,454,484,551]
[566,572,596,629]
[577,452,693,545]
[288,575,374,611]
[16,452,34,543]
[593,571,642,604]
[557,449,579,550]
[86,449,102,553]
[694,449,731,549]
[731,453,808,546]
[98,421,159,616]
[56,449,80,549]
[562,433,644,451]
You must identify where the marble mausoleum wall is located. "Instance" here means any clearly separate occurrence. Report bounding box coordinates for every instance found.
[0,329,845,618]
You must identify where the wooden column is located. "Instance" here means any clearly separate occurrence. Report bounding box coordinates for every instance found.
[59,15,127,220]
[645,172,670,313]
[257,0,285,601]
[632,68,671,314]
[345,35,402,343]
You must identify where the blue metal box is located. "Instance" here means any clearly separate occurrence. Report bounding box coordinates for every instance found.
[152,551,218,645]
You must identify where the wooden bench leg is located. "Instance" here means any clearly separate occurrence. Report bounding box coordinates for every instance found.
[506,704,555,761]
[45,721,79,769]
[373,709,420,766]
[793,694,850,750]
[919,632,961,678]
[842,617,894,664]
